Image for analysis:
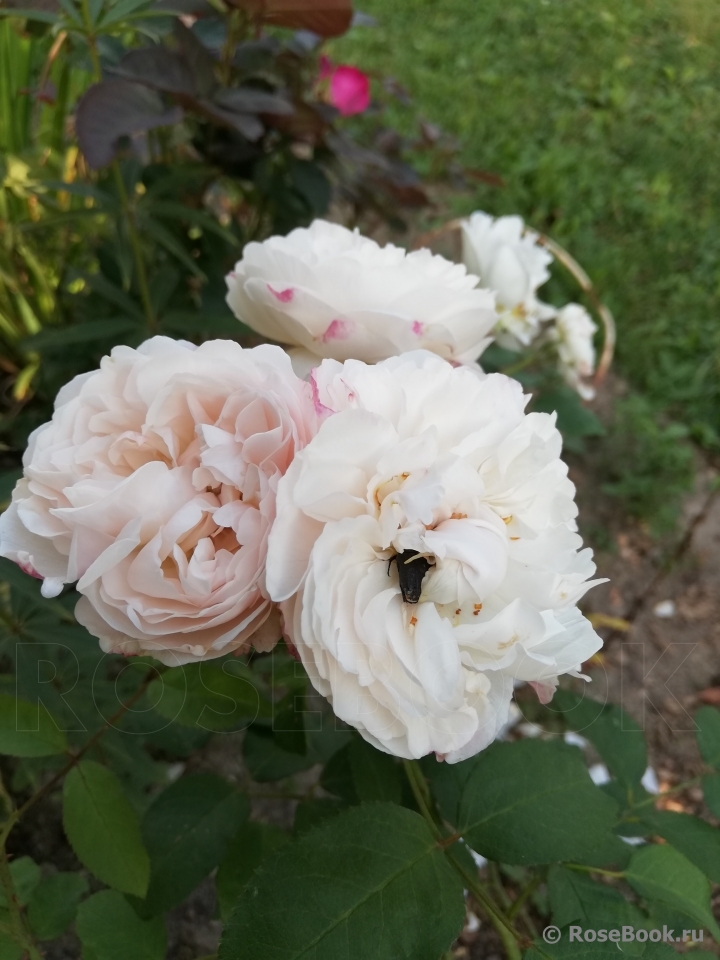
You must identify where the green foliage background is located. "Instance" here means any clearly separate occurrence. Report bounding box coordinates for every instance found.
[3,556,720,960]
[332,0,720,448]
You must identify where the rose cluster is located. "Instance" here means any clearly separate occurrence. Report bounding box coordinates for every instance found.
[1,220,604,761]
[461,212,598,398]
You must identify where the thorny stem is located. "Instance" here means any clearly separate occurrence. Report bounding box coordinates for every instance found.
[402,761,527,960]
[446,851,526,960]
[78,0,157,331]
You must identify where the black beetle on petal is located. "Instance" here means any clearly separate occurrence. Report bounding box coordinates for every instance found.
[387,550,431,604]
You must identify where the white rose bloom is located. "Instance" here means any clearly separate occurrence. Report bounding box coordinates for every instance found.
[461,211,556,350]
[226,219,497,365]
[551,303,598,400]
[0,338,317,664]
[267,351,604,762]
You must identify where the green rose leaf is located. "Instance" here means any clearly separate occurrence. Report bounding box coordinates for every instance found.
[0,694,67,757]
[548,865,645,930]
[243,725,316,780]
[272,690,308,755]
[575,831,633,870]
[421,753,475,827]
[702,773,720,818]
[243,721,351,782]
[28,872,89,940]
[216,821,291,921]
[139,774,249,916]
[293,798,347,837]
[625,844,720,941]
[63,760,150,897]
[553,689,647,787]
[0,857,40,908]
[638,809,720,883]
[348,738,403,803]
[645,900,708,939]
[0,937,22,960]
[695,707,720,768]
[444,740,619,864]
[322,737,403,805]
[76,890,166,960]
[218,803,465,960]
[148,661,271,732]
[321,740,358,802]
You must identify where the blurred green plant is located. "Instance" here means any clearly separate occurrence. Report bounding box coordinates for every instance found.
[600,393,695,535]
[0,0,437,459]
[0,20,78,409]
[331,0,720,450]
[1,553,720,959]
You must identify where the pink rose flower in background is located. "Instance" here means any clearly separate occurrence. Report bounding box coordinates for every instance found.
[319,55,370,116]
[0,337,318,664]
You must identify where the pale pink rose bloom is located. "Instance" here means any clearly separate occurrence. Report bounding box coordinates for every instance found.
[0,338,317,664]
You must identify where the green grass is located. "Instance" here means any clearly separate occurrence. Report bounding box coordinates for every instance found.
[600,394,695,533]
[332,0,720,447]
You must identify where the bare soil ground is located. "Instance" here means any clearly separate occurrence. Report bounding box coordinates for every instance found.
[576,420,720,792]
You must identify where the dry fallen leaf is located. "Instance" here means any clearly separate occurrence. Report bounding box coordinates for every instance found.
[588,612,631,632]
